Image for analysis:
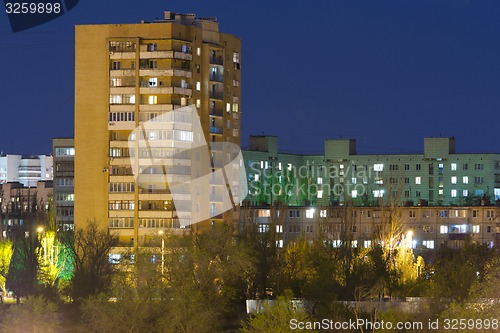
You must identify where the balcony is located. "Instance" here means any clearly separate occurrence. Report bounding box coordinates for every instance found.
[109,52,136,60]
[209,56,224,66]
[209,92,223,100]
[209,74,224,83]
[110,104,135,112]
[449,234,468,241]
[139,51,192,61]
[109,140,129,148]
[108,121,135,131]
[139,104,181,112]
[110,87,135,95]
[110,69,135,76]
[139,86,192,96]
[210,126,223,134]
[210,109,223,117]
[209,193,223,202]
[138,69,191,78]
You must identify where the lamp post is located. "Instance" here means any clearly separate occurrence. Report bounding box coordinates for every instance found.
[158,230,165,276]
[37,226,47,265]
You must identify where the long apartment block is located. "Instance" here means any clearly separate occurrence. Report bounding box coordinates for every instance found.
[241,205,500,250]
[243,136,500,207]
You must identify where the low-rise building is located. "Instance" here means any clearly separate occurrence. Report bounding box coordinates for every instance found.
[241,205,500,250]
[0,181,53,239]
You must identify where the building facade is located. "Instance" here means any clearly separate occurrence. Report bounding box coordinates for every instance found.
[53,138,75,231]
[241,205,500,250]
[0,181,53,240]
[0,155,53,187]
[75,12,242,247]
[243,136,500,207]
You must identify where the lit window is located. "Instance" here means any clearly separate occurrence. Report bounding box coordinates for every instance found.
[374,164,384,172]
[364,240,372,248]
[276,225,283,233]
[331,240,341,248]
[463,176,468,184]
[264,161,268,169]
[451,163,457,171]
[352,240,358,248]
[148,96,157,105]
[463,189,469,197]
[278,163,282,170]
[320,210,327,218]
[451,189,457,198]
[351,190,358,198]
[110,77,122,87]
[232,103,239,112]
[351,177,357,184]
[451,176,457,184]
[317,190,323,199]
[55,148,75,156]
[317,177,323,184]
[148,78,158,87]
[306,209,314,218]
[196,82,201,91]
[197,47,201,56]
[439,189,444,195]
[473,225,480,233]
[287,163,292,171]
[415,177,421,185]
[440,225,448,234]
[226,103,231,112]
[423,240,434,249]
[373,190,384,198]
[196,99,201,108]
[258,224,269,233]
[258,209,270,217]
[254,174,259,181]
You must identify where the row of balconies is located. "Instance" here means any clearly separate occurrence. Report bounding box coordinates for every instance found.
[109,68,192,78]
[109,51,192,61]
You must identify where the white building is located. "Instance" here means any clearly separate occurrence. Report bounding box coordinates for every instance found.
[0,155,53,187]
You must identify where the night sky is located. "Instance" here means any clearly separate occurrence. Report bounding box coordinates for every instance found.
[1,0,499,156]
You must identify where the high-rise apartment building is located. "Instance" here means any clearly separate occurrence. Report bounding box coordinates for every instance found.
[75,12,241,247]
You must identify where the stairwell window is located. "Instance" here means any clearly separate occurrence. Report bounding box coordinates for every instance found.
[148,78,158,87]
[148,96,157,105]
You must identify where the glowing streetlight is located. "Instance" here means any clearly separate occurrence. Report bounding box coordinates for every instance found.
[158,230,165,276]
[37,226,47,264]
[406,230,413,249]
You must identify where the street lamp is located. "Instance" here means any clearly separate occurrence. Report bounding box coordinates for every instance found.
[158,230,165,276]
[406,230,413,249]
[37,226,47,265]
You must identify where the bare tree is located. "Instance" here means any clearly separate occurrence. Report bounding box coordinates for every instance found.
[67,220,115,301]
